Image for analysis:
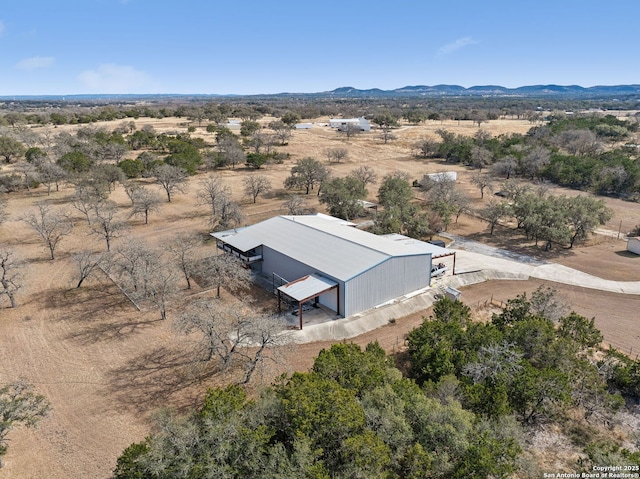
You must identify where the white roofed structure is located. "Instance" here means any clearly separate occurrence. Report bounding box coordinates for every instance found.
[211,215,434,324]
[328,117,371,131]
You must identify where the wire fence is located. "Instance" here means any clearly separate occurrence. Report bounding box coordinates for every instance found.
[472,294,507,310]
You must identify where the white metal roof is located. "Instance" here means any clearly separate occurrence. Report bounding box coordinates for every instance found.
[381,233,453,258]
[212,215,431,281]
[278,274,338,302]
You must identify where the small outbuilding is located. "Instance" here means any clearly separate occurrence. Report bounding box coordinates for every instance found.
[444,286,462,302]
[627,237,640,255]
[425,171,457,182]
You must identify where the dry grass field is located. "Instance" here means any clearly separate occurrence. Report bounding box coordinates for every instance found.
[1,116,639,478]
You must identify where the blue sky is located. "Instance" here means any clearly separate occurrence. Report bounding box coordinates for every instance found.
[1,0,639,95]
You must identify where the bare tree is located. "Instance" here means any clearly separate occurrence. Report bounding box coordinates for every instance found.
[35,159,67,195]
[72,250,105,288]
[165,233,200,289]
[349,165,378,187]
[555,129,601,156]
[463,341,522,384]
[217,136,245,169]
[522,146,551,180]
[0,248,22,308]
[71,184,106,225]
[470,111,488,128]
[0,379,50,467]
[282,194,306,215]
[470,172,494,199]
[243,175,272,204]
[91,164,126,192]
[130,187,163,225]
[89,201,127,251]
[14,162,40,192]
[214,197,242,231]
[490,156,518,180]
[151,164,187,202]
[197,175,230,218]
[111,239,178,319]
[113,238,156,294]
[339,123,362,139]
[325,147,348,163]
[238,313,288,384]
[123,180,142,206]
[450,189,471,223]
[175,300,288,384]
[144,261,179,321]
[22,202,73,260]
[470,146,493,172]
[268,120,293,145]
[377,124,397,144]
[101,142,128,163]
[420,172,457,201]
[195,254,250,298]
[530,285,569,322]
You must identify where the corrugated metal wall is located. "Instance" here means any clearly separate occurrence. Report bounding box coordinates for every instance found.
[261,246,430,318]
[262,246,314,283]
[262,246,345,315]
[344,255,431,317]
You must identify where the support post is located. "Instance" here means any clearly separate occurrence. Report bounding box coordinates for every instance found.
[299,301,303,330]
[277,289,281,313]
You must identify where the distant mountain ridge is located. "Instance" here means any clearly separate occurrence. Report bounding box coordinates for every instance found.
[323,84,640,98]
[2,84,640,101]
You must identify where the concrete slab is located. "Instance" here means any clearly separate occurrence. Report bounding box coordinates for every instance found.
[281,245,640,344]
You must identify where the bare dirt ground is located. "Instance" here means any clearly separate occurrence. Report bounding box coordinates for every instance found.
[1,116,639,478]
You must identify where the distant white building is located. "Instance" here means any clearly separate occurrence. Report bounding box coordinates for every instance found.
[328,117,371,131]
[627,237,640,255]
[295,123,313,129]
[425,171,457,182]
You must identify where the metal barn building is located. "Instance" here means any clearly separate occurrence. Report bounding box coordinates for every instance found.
[211,215,434,318]
[328,117,371,131]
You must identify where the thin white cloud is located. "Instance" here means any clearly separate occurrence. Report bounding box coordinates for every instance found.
[437,37,479,56]
[78,63,153,93]
[16,56,55,70]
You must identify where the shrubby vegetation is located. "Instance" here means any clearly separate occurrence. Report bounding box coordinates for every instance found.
[0,379,50,467]
[113,290,640,478]
[420,114,639,199]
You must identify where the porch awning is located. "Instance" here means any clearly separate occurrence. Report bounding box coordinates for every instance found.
[277,274,338,303]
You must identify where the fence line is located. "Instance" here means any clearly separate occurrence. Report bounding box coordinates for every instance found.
[472,294,507,310]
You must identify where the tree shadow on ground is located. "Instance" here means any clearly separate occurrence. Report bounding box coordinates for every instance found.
[64,316,163,345]
[464,224,577,260]
[38,283,137,321]
[105,345,215,414]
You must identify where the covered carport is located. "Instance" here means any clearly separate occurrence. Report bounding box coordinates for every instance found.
[277,274,339,329]
[381,233,457,277]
